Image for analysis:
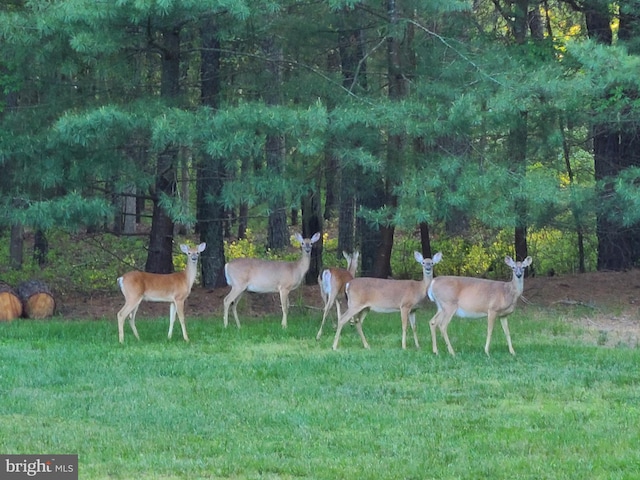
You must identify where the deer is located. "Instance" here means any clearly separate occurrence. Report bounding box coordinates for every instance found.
[116,242,206,344]
[223,232,321,329]
[331,251,443,350]
[316,250,360,341]
[427,255,532,356]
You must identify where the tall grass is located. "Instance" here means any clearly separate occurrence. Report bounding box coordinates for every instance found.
[1,307,639,479]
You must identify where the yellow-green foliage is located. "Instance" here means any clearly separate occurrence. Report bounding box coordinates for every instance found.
[0,230,199,295]
[224,229,297,262]
[0,226,596,298]
[527,227,597,274]
[225,229,261,260]
[320,232,349,269]
[173,251,187,271]
[394,229,516,280]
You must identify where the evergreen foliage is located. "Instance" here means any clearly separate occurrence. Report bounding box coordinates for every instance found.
[0,0,639,273]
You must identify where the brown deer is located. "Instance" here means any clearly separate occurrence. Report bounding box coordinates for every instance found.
[332,251,442,350]
[116,243,206,343]
[428,256,532,356]
[223,232,321,328]
[316,250,360,340]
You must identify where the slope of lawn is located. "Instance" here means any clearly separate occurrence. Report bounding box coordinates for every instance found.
[1,307,639,479]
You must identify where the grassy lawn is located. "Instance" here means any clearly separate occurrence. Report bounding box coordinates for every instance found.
[1,306,639,479]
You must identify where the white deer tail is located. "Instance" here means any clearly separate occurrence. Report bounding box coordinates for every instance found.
[320,269,332,302]
[224,263,232,286]
[427,282,435,302]
[117,276,125,294]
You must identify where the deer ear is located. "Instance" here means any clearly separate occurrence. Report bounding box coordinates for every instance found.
[180,244,189,254]
[414,251,424,263]
[505,256,515,267]
[523,256,532,267]
[432,252,443,263]
[310,232,321,243]
[294,233,304,244]
[198,243,207,252]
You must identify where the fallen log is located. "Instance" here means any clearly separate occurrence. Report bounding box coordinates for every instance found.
[0,281,23,321]
[17,280,56,319]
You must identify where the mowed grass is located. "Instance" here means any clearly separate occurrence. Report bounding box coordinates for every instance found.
[1,304,639,479]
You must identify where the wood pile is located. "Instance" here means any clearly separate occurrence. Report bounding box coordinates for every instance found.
[0,281,23,321]
[16,280,56,319]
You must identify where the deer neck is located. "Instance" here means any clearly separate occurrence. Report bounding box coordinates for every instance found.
[421,267,434,287]
[184,258,199,288]
[297,250,312,275]
[509,273,525,299]
[347,261,357,277]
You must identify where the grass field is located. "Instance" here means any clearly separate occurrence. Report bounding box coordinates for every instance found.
[1,306,639,479]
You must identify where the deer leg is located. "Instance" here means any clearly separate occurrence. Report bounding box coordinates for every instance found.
[438,309,457,356]
[117,300,140,343]
[222,290,233,327]
[354,310,370,349]
[485,312,496,356]
[334,298,342,327]
[176,301,189,342]
[400,308,409,350]
[231,291,243,328]
[317,292,336,340]
[279,289,290,329]
[409,311,420,349]
[429,309,441,355]
[500,317,515,356]
[168,302,177,339]
[128,304,141,341]
[223,288,244,328]
[332,307,358,350]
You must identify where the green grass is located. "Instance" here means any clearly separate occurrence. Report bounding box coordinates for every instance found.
[1,307,639,479]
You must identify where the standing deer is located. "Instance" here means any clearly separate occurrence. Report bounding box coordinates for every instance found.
[428,255,532,356]
[316,250,360,340]
[116,243,206,344]
[223,232,321,328]
[331,251,443,350]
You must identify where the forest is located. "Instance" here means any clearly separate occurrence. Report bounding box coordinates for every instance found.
[1,0,640,288]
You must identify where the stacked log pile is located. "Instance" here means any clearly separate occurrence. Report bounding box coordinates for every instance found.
[0,281,23,321]
[16,280,56,319]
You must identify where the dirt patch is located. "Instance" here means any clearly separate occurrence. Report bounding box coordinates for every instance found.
[53,269,640,347]
[523,270,640,348]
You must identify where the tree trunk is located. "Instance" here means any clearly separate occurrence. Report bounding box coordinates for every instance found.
[5,83,21,270]
[358,214,383,278]
[561,119,586,273]
[33,229,48,267]
[176,154,190,236]
[337,181,356,256]
[506,1,531,263]
[510,111,529,263]
[594,130,640,270]
[145,26,180,274]
[10,223,23,270]
[582,1,640,270]
[323,148,339,222]
[122,184,137,235]
[261,36,289,250]
[336,7,367,257]
[367,0,408,279]
[419,222,433,259]
[323,49,341,222]
[197,16,227,288]
[302,189,323,284]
